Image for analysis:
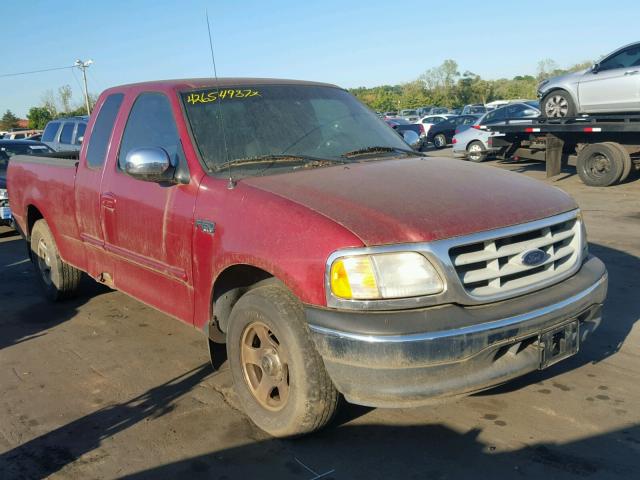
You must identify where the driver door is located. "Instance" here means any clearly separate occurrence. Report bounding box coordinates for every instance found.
[579,44,640,112]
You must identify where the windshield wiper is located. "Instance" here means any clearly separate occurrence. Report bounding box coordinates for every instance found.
[341,146,423,158]
[213,154,345,172]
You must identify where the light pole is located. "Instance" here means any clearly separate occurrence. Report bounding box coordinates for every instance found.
[74,59,93,115]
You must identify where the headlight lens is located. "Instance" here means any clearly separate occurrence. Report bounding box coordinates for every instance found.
[330,252,444,300]
[0,189,8,201]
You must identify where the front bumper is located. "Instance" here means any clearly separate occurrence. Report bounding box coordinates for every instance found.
[306,256,607,408]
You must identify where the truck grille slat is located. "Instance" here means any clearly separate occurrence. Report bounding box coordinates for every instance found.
[450,217,581,298]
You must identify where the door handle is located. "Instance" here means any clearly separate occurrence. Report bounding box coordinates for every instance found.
[100,193,116,210]
[624,70,639,76]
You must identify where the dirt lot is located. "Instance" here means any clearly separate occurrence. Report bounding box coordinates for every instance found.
[1,151,639,479]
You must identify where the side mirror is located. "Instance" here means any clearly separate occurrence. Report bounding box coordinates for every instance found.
[402,130,421,150]
[124,147,174,183]
[591,63,600,74]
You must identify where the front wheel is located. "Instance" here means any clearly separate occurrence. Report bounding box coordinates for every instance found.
[541,91,576,118]
[433,133,447,149]
[466,141,486,162]
[226,283,339,437]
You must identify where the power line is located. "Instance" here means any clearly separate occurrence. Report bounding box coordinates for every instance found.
[0,65,74,78]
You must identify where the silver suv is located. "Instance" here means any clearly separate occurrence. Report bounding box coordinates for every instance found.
[41,116,88,152]
[538,41,640,117]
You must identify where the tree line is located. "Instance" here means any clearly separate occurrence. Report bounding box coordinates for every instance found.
[349,58,592,112]
[0,84,97,131]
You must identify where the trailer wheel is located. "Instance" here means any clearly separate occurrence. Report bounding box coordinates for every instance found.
[466,141,486,162]
[30,219,82,301]
[604,142,632,182]
[576,143,624,186]
[541,90,576,118]
[226,283,339,437]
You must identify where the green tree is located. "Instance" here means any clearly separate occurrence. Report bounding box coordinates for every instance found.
[0,110,20,130]
[27,106,53,129]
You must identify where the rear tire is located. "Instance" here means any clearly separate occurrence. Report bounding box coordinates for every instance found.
[604,142,632,182]
[576,143,624,187]
[226,283,339,437]
[433,133,447,149]
[466,141,486,162]
[541,90,576,118]
[30,219,81,301]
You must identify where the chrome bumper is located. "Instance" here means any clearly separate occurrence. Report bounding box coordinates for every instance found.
[308,257,607,408]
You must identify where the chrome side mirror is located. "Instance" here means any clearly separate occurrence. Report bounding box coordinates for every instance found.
[124,147,174,183]
[402,130,421,150]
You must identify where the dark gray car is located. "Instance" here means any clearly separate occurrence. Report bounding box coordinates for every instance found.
[538,41,640,117]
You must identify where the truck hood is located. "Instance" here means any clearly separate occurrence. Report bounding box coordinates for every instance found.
[243,157,577,246]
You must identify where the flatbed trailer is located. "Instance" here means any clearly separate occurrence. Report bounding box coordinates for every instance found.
[486,114,640,187]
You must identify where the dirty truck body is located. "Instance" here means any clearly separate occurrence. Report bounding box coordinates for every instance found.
[7,78,608,436]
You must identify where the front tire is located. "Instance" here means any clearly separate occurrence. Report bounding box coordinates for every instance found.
[30,219,81,301]
[541,90,576,118]
[433,133,447,149]
[226,283,339,437]
[466,141,486,162]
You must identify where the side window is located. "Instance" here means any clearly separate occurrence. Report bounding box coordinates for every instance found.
[60,123,75,144]
[599,45,640,71]
[86,93,124,168]
[481,109,505,125]
[118,92,180,170]
[41,122,60,142]
[75,123,86,144]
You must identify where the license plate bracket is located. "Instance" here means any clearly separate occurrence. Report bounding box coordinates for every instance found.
[538,320,579,369]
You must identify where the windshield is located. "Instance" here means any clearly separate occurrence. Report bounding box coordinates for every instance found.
[181,84,409,176]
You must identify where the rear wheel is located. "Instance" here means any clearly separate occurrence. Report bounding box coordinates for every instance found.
[604,142,632,182]
[226,283,339,437]
[30,219,81,301]
[433,133,447,149]
[576,143,624,187]
[466,141,486,162]
[541,90,576,118]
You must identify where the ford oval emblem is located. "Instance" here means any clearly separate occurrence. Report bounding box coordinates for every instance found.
[521,249,548,267]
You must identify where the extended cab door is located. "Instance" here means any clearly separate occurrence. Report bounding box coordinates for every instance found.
[100,91,196,323]
[75,93,125,280]
[579,44,640,112]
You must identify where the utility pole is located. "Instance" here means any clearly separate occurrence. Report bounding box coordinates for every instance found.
[74,59,93,115]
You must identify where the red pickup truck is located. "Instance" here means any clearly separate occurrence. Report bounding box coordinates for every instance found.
[8,78,607,437]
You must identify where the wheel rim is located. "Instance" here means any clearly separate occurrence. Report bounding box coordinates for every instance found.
[468,143,482,160]
[240,321,290,411]
[435,135,445,147]
[545,95,569,118]
[584,152,611,179]
[36,238,53,286]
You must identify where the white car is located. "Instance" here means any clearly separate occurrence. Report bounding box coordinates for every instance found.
[453,102,540,162]
[414,114,456,137]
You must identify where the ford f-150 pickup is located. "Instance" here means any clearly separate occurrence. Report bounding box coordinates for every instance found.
[7,78,608,437]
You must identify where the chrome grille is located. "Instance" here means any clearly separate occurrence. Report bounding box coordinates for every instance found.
[449,215,581,298]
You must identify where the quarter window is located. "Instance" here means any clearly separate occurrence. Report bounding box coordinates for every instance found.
[60,123,75,144]
[86,93,124,168]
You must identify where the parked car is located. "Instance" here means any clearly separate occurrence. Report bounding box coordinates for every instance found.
[26,133,42,141]
[399,109,419,122]
[41,116,88,152]
[461,104,487,115]
[539,41,640,117]
[449,107,462,115]
[426,114,480,148]
[385,118,425,150]
[414,114,456,137]
[3,129,41,140]
[0,140,54,226]
[8,78,607,438]
[382,111,397,118]
[453,102,540,161]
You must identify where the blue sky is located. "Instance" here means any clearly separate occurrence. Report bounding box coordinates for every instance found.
[2,0,638,117]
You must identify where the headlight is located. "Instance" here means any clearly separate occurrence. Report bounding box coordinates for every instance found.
[0,189,8,201]
[329,252,444,300]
